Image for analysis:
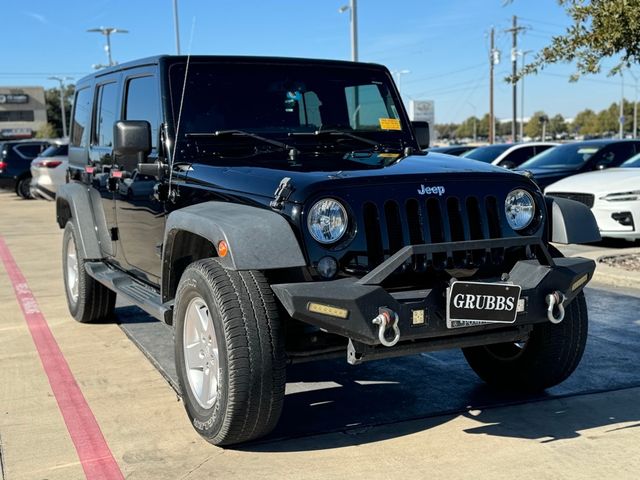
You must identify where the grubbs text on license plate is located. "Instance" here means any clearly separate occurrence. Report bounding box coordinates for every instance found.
[446,281,521,329]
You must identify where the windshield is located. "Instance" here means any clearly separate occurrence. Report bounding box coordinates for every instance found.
[168,62,409,158]
[621,152,640,167]
[519,143,601,170]
[39,144,68,157]
[461,144,511,163]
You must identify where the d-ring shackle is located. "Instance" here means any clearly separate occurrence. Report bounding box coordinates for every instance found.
[545,291,566,324]
[372,309,401,347]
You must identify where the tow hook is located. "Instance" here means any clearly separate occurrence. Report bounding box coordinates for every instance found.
[372,308,401,347]
[545,291,566,324]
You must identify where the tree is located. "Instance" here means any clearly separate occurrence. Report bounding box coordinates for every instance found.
[435,123,460,140]
[572,109,599,136]
[516,0,640,80]
[549,114,568,138]
[35,123,57,139]
[525,111,548,139]
[455,117,478,139]
[45,85,74,138]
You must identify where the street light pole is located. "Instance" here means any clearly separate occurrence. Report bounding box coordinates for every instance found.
[620,72,625,139]
[339,0,358,61]
[48,76,72,138]
[87,27,129,67]
[173,0,181,54]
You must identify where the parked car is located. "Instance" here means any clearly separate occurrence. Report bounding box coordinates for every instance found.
[516,139,640,190]
[546,153,640,241]
[0,140,51,198]
[426,145,475,156]
[56,54,599,446]
[462,142,557,169]
[30,142,69,200]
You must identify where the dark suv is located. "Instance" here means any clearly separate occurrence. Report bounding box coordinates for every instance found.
[56,55,600,446]
[0,140,50,197]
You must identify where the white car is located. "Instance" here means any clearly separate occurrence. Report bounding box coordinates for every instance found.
[545,153,640,241]
[461,142,558,169]
[30,142,68,200]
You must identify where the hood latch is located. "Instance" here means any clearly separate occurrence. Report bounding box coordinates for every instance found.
[270,177,293,210]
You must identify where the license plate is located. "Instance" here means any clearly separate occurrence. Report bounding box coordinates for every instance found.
[446,281,521,329]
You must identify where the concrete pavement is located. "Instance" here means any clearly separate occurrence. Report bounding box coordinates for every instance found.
[1,190,639,479]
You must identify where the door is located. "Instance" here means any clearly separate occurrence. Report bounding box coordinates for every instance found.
[114,71,165,284]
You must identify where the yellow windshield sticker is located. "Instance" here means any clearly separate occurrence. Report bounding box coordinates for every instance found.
[379,118,402,130]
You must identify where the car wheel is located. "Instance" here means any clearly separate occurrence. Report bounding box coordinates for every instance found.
[16,176,32,199]
[174,258,286,446]
[62,221,116,323]
[462,291,588,392]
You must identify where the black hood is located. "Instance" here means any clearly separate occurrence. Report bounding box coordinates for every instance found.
[186,152,529,204]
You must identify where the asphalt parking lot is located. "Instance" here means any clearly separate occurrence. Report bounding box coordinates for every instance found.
[1,190,640,479]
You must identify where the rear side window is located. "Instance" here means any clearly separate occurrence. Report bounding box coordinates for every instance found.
[501,146,536,167]
[15,144,47,159]
[71,87,93,147]
[125,76,160,149]
[94,83,119,148]
[40,144,69,157]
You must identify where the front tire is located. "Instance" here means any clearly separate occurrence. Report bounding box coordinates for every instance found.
[62,222,116,323]
[174,259,286,446]
[463,291,588,392]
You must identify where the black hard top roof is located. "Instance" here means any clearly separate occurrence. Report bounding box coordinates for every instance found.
[77,55,387,85]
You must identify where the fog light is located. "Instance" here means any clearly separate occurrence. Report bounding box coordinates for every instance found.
[612,212,634,227]
[317,256,338,279]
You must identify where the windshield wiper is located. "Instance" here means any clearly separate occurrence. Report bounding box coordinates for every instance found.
[186,130,299,152]
[289,129,380,147]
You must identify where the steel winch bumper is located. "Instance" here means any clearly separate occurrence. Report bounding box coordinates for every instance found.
[271,236,595,352]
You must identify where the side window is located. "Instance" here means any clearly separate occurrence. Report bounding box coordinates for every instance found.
[94,83,119,148]
[71,87,93,147]
[15,144,46,159]
[535,145,553,155]
[599,143,636,167]
[124,76,160,149]
[501,146,535,168]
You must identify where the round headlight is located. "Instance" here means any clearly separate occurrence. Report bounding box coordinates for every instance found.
[307,198,348,244]
[505,189,536,230]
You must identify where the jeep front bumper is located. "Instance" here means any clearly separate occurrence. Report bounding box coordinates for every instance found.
[271,236,595,358]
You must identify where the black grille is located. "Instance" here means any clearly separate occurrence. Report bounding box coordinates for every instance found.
[548,192,594,208]
[361,195,505,272]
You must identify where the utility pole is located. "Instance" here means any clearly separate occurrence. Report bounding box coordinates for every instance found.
[489,27,495,144]
[505,16,526,142]
[620,73,625,139]
[519,50,532,140]
[48,76,72,138]
[339,0,358,61]
[173,0,181,54]
[87,27,129,67]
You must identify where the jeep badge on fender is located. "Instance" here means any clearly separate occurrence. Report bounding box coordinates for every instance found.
[56,54,601,447]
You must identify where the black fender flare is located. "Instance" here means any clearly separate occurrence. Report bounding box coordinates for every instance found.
[545,195,602,244]
[162,201,306,299]
[56,182,104,259]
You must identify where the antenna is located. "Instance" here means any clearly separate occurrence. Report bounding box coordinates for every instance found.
[168,16,196,196]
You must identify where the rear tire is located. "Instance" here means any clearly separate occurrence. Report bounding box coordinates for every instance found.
[62,221,116,323]
[462,292,588,392]
[174,258,286,446]
[16,176,32,199]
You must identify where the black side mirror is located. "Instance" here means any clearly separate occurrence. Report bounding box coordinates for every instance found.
[412,121,430,149]
[113,120,151,158]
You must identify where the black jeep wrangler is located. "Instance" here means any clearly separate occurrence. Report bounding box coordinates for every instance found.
[56,55,600,446]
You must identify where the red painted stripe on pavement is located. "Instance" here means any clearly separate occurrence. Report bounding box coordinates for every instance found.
[0,236,124,480]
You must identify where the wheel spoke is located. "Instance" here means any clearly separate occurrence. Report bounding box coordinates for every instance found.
[202,366,213,401]
[196,305,212,335]
[185,342,204,369]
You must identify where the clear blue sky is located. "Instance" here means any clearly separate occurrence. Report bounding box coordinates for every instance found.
[0,0,632,123]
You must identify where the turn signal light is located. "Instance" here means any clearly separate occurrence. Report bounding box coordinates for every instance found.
[218,240,228,257]
[307,302,349,319]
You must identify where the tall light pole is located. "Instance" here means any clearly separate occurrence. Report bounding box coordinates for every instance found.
[173,0,181,54]
[519,50,533,141]
[87,27,129,67]
[392,69,411,97]
[48,76,73,138]
[339,0,358,61]
[620,72,625,139]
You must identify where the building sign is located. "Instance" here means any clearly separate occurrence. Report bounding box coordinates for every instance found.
[409,100,435,124]
[0,94,29,104]
[0,128,33,139]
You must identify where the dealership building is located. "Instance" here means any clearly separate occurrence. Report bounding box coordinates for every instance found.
[0,87,48,139]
